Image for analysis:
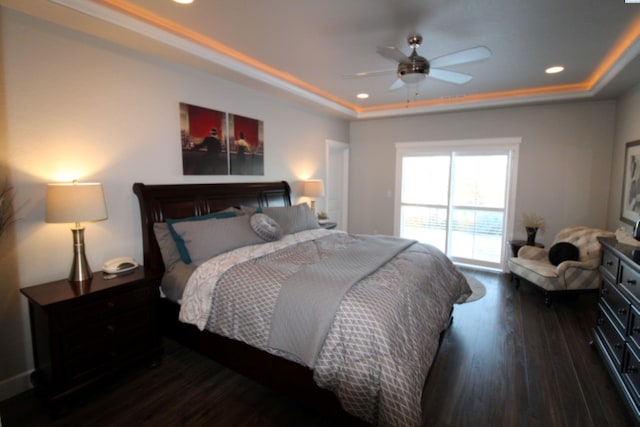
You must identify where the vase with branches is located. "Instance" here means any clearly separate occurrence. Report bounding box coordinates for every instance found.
[520,213,545,245]
[0,179,16,240]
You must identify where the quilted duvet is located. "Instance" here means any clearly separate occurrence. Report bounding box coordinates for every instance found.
[179,229,470,426]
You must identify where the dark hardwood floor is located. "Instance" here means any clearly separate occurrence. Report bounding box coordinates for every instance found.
[0,270,633,426]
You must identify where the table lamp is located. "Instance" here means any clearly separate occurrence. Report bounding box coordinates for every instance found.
[303,179,325,213]
[45,181,108,282]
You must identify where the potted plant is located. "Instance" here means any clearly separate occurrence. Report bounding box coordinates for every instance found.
[317,211,328,224]
[520,213,545,245]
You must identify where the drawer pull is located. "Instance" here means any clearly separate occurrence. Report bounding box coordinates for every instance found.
[107,301,116,309]
[606,260,613,266]
[601,288,609,296]
[618,308,628,316]
[633,327,640,334]
[628,279,638,285]
[615,343,623,349]
[629,366,639,374]
[597,317,605,326]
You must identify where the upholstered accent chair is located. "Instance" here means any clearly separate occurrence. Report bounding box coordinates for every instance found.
[508,226,615,306]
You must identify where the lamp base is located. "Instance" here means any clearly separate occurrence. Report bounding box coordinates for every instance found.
[69,227,93,282]
[310,199,316,214]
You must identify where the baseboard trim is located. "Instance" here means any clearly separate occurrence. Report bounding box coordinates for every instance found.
[0,371,32,402]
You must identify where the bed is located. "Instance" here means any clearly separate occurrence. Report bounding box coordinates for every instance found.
[133,181,470,426]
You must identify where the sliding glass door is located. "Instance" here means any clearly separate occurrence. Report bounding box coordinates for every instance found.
[396,139,519,270]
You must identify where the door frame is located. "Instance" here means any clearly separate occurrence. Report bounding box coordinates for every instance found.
[394,137,521,271]
[326,139,349,230]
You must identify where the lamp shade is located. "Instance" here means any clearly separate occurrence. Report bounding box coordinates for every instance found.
[46,182,108,224]
[303,179,325,198]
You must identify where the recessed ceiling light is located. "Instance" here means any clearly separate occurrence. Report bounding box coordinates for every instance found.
[545,66,564,74]
[357,93,369,99]
[173,0,194,4]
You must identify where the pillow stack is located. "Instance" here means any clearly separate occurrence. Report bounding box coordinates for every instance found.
[154,203,320,267]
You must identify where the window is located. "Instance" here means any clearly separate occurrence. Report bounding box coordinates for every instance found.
[395,138,520,271]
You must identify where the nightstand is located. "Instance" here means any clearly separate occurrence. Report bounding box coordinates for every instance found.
[320,221,337,229]
[20,268,162,414]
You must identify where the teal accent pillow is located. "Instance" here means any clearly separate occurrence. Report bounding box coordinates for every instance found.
[166,211,237,263]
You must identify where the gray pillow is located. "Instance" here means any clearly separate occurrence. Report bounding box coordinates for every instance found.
[250,213,283,242]
[171,215,265,264]
[217,206,245,216]
[261,203,319,235]
[239,205,260,216]
[153,223,181,269]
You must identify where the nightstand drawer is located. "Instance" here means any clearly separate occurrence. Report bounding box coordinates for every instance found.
[57,285,156,331]
[61,337,111,385]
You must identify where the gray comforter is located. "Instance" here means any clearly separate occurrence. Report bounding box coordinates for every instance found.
[179,230,471,426]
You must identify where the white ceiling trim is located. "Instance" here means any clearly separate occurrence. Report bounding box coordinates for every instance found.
[49,0,357,118]
[48,0,638,120]
[356,90,593,119]
[591,37,640,94]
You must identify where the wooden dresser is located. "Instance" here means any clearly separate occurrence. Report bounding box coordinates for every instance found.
[594,237,640,423]
[20,268,162,414]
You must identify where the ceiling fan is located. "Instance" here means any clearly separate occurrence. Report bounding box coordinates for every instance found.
[348,33,492,91]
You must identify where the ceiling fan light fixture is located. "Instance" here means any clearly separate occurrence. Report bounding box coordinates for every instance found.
[356,93,369,99]
[173,0,194,4]
[397,50,430,83]
[400,73,426,84]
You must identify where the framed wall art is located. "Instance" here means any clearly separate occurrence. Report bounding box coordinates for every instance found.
[229,113,264,176]
[178,103,265,176]
[620,140,640,225]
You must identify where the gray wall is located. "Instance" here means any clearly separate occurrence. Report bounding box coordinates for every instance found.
[349,101,617,246]
[0,8,349,400]
[608,83,640,232]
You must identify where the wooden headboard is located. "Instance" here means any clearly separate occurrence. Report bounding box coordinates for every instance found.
[132,181,292,275]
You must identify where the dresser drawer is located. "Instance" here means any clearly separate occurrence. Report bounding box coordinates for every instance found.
[624,343,640,409]
[629,305,640,351]
[597,306,626,368]
[601,249,619,283]
[621,261,640,304]
[601,279,631,332]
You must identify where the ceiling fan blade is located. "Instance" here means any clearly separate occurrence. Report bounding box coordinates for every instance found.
[430,46,492,68]
[429,68,473,84]
[377,46,411,64]
[389,78,405,91]
[341,68,395,79]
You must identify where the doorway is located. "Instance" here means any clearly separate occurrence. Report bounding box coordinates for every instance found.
[395,138,520,271]
[326,139,349,231]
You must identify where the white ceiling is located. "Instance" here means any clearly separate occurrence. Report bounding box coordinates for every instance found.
[4,0,640,119]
